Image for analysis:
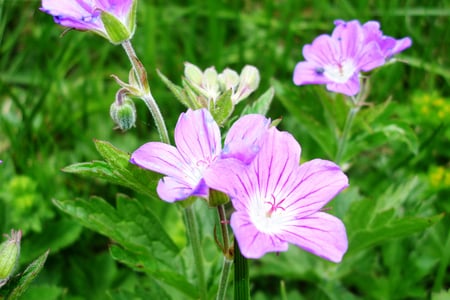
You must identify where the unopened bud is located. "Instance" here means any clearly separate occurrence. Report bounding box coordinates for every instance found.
[233,65,260,103]
[0,229,21,287]
[218,68,239,92]
[184,62,204,86]
[110,92,137,131]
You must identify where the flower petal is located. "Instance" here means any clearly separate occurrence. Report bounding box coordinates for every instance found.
[282,159,348,219]
[222,114,271,164]
[278,211,348,262]
[293,61,331,86]
[231,211,288,259]
[204,158,250,211]
[326,74,360,96]
[174,109,221,167]
[251,128,302,200]
[331,20,364,59]
[157,177,208,202]
[302,35,338,66]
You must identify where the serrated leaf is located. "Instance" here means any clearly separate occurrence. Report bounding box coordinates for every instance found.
[62,161,125,185]
[110,245,197,299]
[241,87,274,116]
[211,89,234,125]
[6,250,49,300]
[53,195,180,268]
[64,140,160,198]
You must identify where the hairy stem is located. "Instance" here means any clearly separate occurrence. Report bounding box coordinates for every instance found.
[184,205,208,300]
[121,40,170,144]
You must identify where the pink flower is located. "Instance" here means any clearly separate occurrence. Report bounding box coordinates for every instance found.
[293,20,407,96]
[130,109,270,202]
[41,0,136,43]
[204,127,348,262]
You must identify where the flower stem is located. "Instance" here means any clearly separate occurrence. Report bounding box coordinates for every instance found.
[216,256,233,300]
[216,205,232,300]
[121,40,170,144]
[183,205,208,300]
[335,106,359,165]
[234,238,250,300]
[334,77,369,165]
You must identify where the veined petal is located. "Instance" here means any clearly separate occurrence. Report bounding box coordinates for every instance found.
[157,177,208,202]
[331,20,364,60]
[204,158,251,211]
[302,35,338,66]
[326,74,360,96]
[41,0,104,31]
[174,109,221,167]
[278,212,348,262]
[293,61,331,86]
[251,128,301,201]
[282,159,348,219]
[356,42,385,72]
[390,37,412,56]
[231,211,288,259]
[130,142,191,179]
[222,114,271,164]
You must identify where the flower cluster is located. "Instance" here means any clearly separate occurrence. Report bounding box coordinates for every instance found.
[184,63,260,106]
[293,20,412,96]
[131,108,348,262]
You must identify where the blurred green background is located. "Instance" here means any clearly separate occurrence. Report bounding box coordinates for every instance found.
[1,0,449,299]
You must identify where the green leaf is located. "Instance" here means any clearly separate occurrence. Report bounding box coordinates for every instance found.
[110,245,197,299]
[63,140,160,198]
[157,70,192,108]
[4,250,49,300]
[53,194,181,269]
[20,219,82,264]
[273,79,337,158]
[241,87,274,116]
[347,213,443,255]
[211,89,233,125]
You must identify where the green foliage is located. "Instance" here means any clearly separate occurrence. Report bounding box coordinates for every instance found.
[0,250,49,299]
[0,0,449,299]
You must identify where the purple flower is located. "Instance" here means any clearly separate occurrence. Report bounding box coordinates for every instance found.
[359,20,412,60]
[130,108,270,202]
[293,20,386,96]
[204,127,348,262]
[41,0,136,42]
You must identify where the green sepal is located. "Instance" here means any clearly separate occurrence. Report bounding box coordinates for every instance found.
[0,250,49,300]
[101,11,132,44]
[211,88,233,126]
[0,230,21,283]
[208,189,230,207]
[157,70,194,108]
[241,87,274,116]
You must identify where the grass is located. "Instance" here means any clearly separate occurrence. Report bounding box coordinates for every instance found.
[1,0,449,299]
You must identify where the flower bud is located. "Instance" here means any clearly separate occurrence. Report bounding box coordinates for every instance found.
[110,91,137,131]
[184,62,204,86]
[0,230,21,287]
[218,68,239,92]
[233,65,260,104]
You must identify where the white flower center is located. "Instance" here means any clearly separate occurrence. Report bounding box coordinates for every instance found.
[324,60,356,83]
[250,195,287,234]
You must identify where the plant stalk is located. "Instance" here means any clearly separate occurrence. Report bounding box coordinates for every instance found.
[121,40,170,144]
[184,205,208,300]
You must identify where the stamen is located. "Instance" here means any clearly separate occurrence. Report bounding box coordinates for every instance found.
[264,195,286,218]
